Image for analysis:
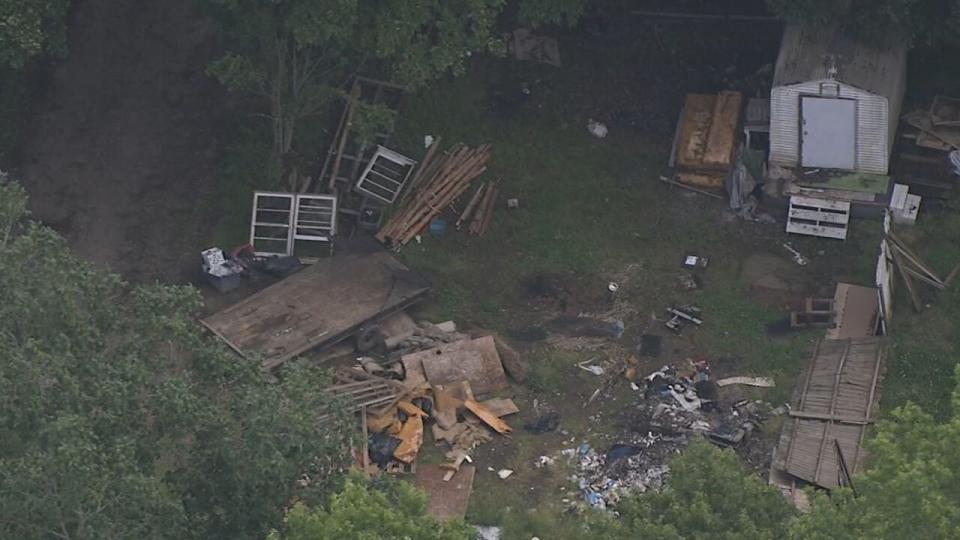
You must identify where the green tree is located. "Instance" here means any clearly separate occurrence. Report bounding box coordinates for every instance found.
[0,176,352,540]
[204,0,505,178]
[765,0,960,47]
[789,365,960,539]
[597,441,795,540]
[267,474,473,540]
[0,0,71,68]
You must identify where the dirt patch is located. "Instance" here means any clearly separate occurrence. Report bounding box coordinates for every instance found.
[18,0,225,282]
[741,252,810,310]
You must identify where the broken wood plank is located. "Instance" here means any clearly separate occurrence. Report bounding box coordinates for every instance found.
[479,398,520,417]
[464,399,512,434]
[891,248,923,312]
[456,182,486,229]
[888,231,944,284]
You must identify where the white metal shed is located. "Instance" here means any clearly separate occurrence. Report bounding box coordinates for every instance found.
[769,25,907,175]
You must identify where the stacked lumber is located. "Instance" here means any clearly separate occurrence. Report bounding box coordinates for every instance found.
[377,144,491,246]
[455,181,499,236]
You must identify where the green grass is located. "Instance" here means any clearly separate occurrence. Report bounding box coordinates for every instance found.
[880,206,960,419]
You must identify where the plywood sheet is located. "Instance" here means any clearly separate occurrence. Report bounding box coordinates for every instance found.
[422,350,485,390]
[676,94,716,169]
[702,91,743,168]
[401,336,508,396]
[202,250,430,369]
[826,283,879,340]
[414,465,476,522]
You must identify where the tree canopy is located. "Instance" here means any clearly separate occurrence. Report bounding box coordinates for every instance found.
[205,0,505,175]
[790,364,960,539]
[765,0,960,47]
[268,474,472,540]
[0,175,352,540]
[0,0,71,68]
[591,441,795,540]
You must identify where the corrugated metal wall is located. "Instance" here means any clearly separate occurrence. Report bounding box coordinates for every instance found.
[769,80,890,174]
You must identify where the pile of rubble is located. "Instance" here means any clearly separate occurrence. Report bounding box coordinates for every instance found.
[559,360,780,511]
[328,318,526,494]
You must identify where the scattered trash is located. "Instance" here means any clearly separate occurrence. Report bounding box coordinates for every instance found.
[677,273,700,290]
[950,150,960,176]
[497,469,514,479]
[559,361,776,510]
[587,119,608,138]
[638,334,662,357]
[200,247,245,293]
[682,254,709,269]
[605,443,642,463]
[476,526,502,540]
[524,412,560,434]
[782,243,809,266]
[368,432,402,467]
[535,456,556,468]
[716,376,776,388]
[506,198,520,209]
[664,305,702,334]
[577,358,605,376]
[424,134,435,148]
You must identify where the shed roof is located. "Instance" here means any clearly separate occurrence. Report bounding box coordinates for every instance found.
[773,24,907,98]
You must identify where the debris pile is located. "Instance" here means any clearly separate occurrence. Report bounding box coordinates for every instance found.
[559,360,779,510]
[330,319,525,493]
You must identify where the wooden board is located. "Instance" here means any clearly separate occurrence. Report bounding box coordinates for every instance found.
[702,91,743,168]
[414,465,475,522]
[401,336,508,396]
[826,283,879,340]
[676,172,725,190]
[202,250,430,369]
[676,94,717,169]
[422,350,486,391]
[773,338,885,489]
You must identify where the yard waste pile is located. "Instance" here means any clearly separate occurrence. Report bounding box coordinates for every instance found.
[556,360,779,511]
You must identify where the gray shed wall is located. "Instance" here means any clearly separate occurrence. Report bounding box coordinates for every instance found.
[770,81,891,174]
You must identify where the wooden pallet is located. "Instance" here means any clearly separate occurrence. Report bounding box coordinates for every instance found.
[786,196,851,240]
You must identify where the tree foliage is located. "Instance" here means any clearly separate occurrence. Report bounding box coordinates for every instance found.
[0,0,70,68]
[594,441,794,540]
[205,0,505,177]
[790,364,960,539]
[268,474,472,540]
[765,0,960,47]
[0,176,352,540]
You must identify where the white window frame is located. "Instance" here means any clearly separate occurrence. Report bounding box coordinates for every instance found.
[355,146,417,204]
[250,192,338,257]
[250,192,295,257]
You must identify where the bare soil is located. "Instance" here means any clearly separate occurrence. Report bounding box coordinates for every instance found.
[18,0,224,282]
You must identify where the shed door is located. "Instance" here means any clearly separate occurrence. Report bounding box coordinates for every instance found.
[801,97,856,170]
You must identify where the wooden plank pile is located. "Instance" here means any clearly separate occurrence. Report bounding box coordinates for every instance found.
[376,142,491,247]
[456,181,499,236]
